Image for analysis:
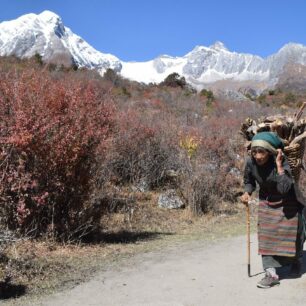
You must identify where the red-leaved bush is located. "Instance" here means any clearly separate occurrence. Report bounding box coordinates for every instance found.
[0,68,114,239]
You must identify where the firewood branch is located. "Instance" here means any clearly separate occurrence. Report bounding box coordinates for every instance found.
[290,131,306,146]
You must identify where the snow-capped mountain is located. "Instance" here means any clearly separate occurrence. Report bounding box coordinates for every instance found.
[121,42,270,87]
[2,10,306,94]
[0,10,122,74]
[121,41,306,92]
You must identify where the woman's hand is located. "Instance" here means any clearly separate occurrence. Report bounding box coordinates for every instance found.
[276,149,285,175]
[276,149,283,166]
[240,192,251,205]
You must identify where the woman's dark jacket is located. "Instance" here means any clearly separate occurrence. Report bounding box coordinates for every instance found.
[243,155,306,208]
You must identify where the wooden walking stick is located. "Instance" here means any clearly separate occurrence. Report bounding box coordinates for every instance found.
[246,201,251,277]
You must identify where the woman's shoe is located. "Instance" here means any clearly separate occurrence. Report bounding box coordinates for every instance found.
[257,275,280,288]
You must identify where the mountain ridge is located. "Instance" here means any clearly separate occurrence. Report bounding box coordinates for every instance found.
[1,10,306,95]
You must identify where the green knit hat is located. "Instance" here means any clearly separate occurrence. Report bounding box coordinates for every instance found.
[251,132,284,154]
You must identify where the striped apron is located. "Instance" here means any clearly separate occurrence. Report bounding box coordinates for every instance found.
[258,199,299,257]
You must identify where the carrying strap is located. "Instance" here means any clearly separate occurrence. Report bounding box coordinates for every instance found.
[302,213,306,240]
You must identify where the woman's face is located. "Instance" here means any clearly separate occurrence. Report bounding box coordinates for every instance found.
[251,147,270,166]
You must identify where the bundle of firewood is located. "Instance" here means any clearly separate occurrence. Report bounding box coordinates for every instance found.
[240,102,306,182]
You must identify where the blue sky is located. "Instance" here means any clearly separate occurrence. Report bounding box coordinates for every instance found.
[1,0,306,61]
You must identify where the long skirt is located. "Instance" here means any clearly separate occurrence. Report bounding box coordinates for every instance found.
[258,199,299,257]
[261,213,305,269]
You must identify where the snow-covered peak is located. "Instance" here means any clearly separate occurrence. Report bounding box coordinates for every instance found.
[184,42,230,59]
[0,10,122,73]
[37,10,61,23]
[209,41,228,52]
[279,42,305,51]
[121,42,269,88]
[265,42,306,80]
[0,10,62,31]
[36,11,65,35]
[186,45,210,56]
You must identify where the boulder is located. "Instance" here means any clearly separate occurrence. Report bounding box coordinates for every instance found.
[158,190,184,209]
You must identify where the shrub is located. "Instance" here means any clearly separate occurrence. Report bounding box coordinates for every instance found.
[0,68,115,239]
[200,89,214,101]
[179,134,200,159]
[160,73,187,88]
[106,110,185,188]
[178,114,244,214]
[34,53,43,66]
[268,90,275,96]
[103,68,120,85]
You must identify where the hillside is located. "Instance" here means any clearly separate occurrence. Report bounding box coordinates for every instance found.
[0,56,305,300]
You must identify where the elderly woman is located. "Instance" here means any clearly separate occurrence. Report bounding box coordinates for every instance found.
[240,131,305,288]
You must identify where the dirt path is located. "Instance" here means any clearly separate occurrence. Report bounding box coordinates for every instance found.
[27,234,306,306]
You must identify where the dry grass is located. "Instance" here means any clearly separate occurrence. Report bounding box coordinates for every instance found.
[0,191,258,304]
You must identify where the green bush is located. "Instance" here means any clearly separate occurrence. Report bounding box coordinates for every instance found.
[160,73,187,88]
[268,90,275,96]
[200,89,214,99]
[34,53,43,66]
